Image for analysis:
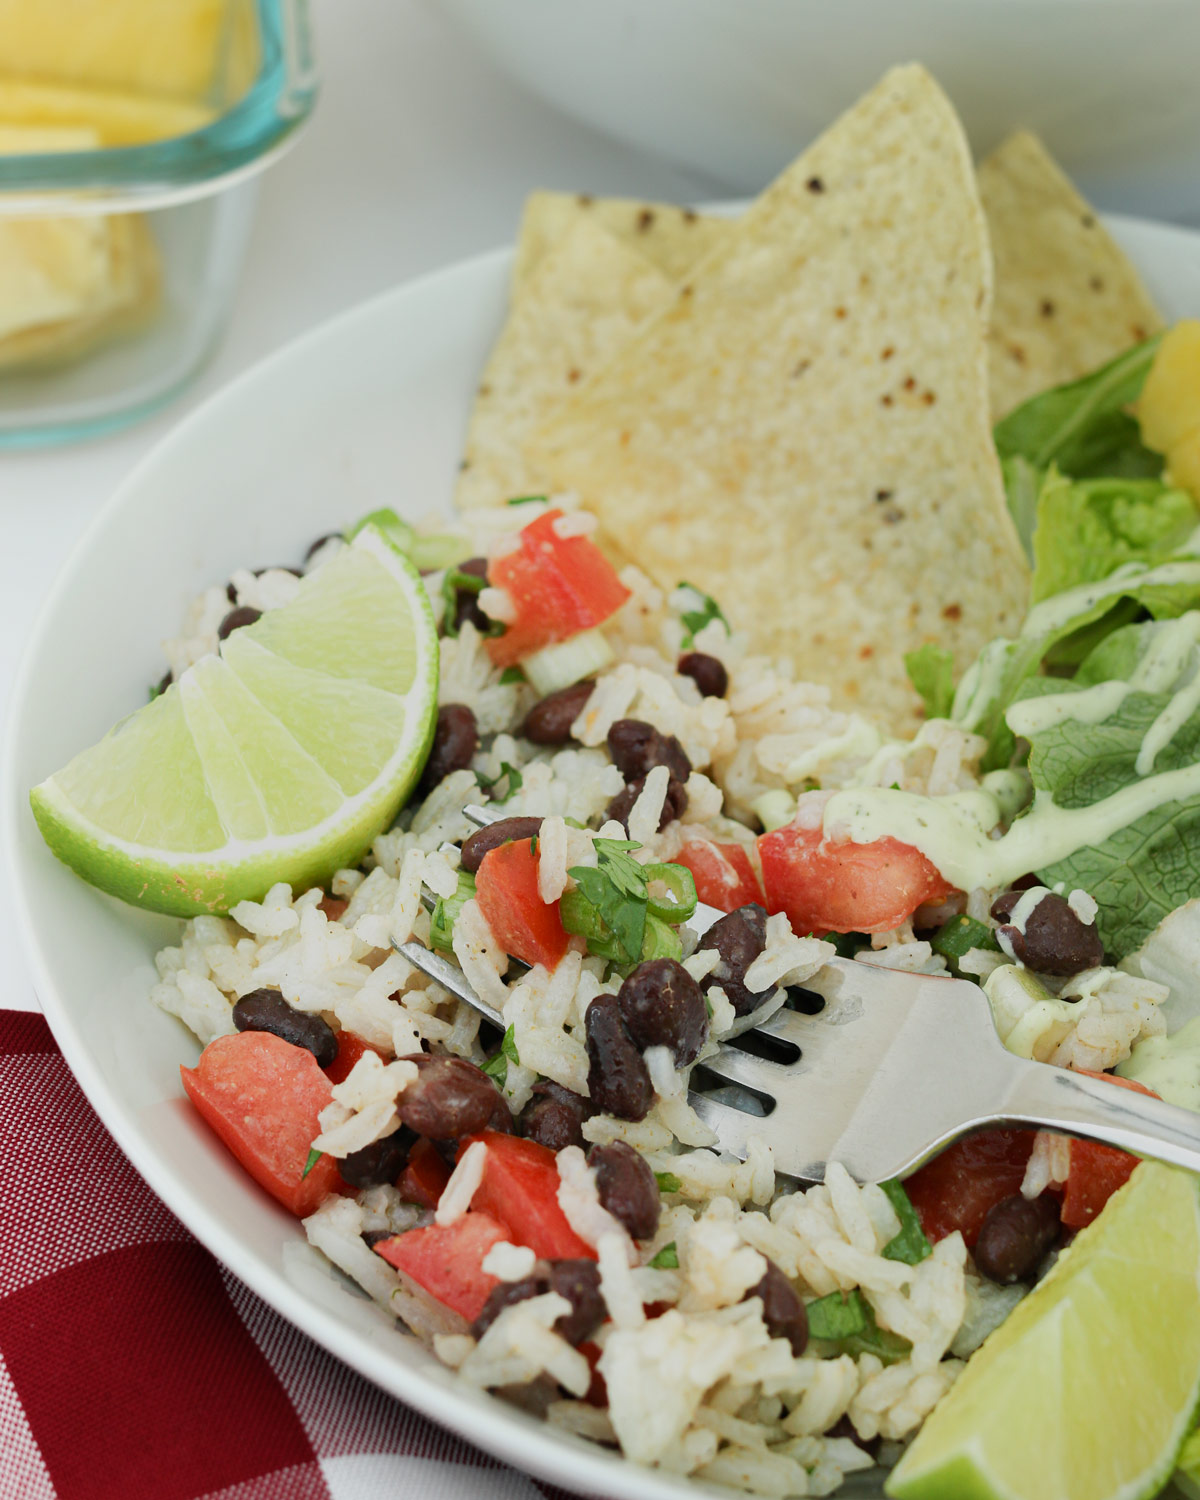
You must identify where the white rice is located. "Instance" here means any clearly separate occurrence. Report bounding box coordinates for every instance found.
[150,506,1183,1497]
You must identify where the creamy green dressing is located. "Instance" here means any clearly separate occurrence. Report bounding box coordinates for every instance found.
[825,758,1200,891]
[1020,560,1200,639]
[822,606,1200,886]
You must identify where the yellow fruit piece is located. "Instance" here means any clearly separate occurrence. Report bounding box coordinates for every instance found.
[0,0,229,100]
[0,121,99,152]
[0,78,214,146]
[1139,319,1200,454]
[1168,429,1200,504]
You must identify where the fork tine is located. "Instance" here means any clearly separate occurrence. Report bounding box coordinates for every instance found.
[396,939,507,1029]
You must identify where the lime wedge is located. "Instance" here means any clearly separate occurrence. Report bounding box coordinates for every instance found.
[887,1162,1200,1500]
[30,526,438,916]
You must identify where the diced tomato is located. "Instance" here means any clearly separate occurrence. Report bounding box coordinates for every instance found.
[1059,1071,1158,1229]
[675,839,764,913]
[400,1137,453,1209]
[757,816,953,936]
[180,1031,342,1218]
[904,1129,1036,1248]
[462,1130,597,1260]
[323,1031,388,1086]
[475,837,570,969]
[1061,1140,1138,1229]
[485,508,631,667]
[375,1211,508,1322]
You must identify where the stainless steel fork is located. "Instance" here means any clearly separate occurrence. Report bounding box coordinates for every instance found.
[396,805,1200,1184]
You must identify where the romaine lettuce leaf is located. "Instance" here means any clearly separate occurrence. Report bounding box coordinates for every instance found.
[1031,470,1199,603]
[993,336,1164,481]
[904,643,955,720]
[1010,618,1200,955]
[955,558,1200,770]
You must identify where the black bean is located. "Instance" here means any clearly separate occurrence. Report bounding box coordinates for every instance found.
[154,670,172,697]
[990,889,1104,976]
[339,1126,417,1188]
[417,704,478,797]
[232,987,338,1067]
[452,557,491,634]
[546,1259,605,1345]
[471,1259,604,1346]
[699,903,768,1016]
[605,775,689,834]
[585,994,654,1121]
[974,1193,1062,1284]
[677,652,728,699]
[521,680,596,745]
[589,1141,660,1240]
[617,958,707,1066]
[461,816,545,874]
[363,1227,397,1250]
[606,718,692,782]
[744,1259,808,1355]
[395,1054,510,1141]
[304,531,343,564]
[520,1081,595,1152]
[217,605,262,640]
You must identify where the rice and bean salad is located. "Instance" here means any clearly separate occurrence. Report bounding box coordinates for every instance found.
[149,497,1170,1497]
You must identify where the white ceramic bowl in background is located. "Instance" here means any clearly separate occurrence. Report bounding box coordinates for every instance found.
[5,215,1200,1500]
[428,0,1200,222]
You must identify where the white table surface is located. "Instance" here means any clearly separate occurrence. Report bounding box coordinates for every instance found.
[0,0,720,1014]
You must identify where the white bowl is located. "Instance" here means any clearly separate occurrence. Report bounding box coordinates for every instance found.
[5,214,1200,1499]
[428,0,1200,221]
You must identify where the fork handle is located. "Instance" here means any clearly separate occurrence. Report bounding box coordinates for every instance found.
[1002,1058,1200,1177]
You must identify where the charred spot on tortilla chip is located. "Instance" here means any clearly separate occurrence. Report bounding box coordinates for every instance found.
[806,176,825,193]
[942,603,963,621]
[637,208,656,232]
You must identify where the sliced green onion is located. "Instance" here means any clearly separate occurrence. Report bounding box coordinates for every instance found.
[302,1147,322,1179]
[411,533,471,571]
[506,494,547,507]
[643,862,697,924]
[930,914,999,974]
[430,871,477,955]
[522,628,613,696]
[655,1171,682,1194]
[640,913,683,963]
[499,666,525,685]
[559,888,626,964]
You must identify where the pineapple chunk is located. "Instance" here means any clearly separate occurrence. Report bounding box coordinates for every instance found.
[1168,429,1200,504]
[0,78,213,146]
[1139,320,1200,453]
[0,0,229,100]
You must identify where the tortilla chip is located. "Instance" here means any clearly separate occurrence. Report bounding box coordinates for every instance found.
[456,217,673,510]
[980,130,1163,419]
[512,190,728,292]
[526,64,1029,734]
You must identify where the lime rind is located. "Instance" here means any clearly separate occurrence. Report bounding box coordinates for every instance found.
[887,1163,1200,1500]
[29,524,439,916]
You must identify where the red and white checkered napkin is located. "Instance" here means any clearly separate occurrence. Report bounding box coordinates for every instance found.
[0,1010,571,1500]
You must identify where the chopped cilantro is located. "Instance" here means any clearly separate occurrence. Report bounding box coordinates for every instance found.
[506,494,547,506]
[655,1171,682,1194]
[430,871,477,955]
[476,762,523,802]
[499,666,525,685]
[441,565,486,638]
[302,1147,322,1179]
[481,1025,520,1086]
[649,1241,679,1269]
[806,1288,912,1364]
[678,582,729,648]
[880,1179,933,1265]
